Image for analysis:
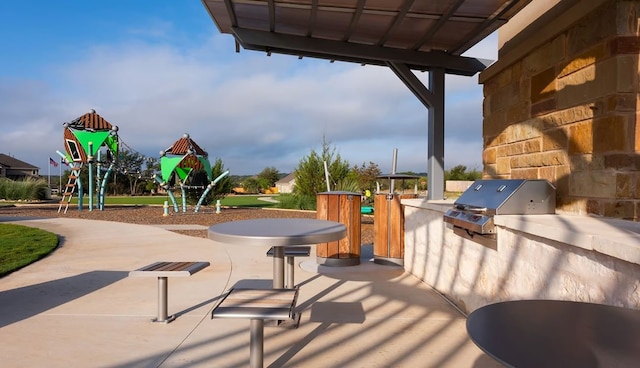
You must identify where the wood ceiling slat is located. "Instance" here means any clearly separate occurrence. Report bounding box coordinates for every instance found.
[412,0,465,51]
[268,0,275,31]
[205,0,533,72]
[451,0,520,55]
[306,0,318,37]
[343,0,365,42]
[377,0,415,47]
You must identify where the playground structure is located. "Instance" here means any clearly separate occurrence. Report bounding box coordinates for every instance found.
[57,109,119,213]
[155,134,229,213]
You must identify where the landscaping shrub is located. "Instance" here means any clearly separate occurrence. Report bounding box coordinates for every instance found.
[0,178,49,200]
[277,193,316,211]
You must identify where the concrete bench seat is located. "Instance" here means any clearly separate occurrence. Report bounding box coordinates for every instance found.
[266,246,310,289]
[129,261,209,323]
[212,288,298,368]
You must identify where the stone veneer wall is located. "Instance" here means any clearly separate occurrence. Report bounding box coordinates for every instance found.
[403,203,640,314]
[480,0,640,220]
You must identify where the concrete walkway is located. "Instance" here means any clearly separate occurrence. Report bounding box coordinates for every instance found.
[0,217,499,367]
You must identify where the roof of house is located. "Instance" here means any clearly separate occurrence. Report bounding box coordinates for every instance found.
[276,172,296,184]
[0,154,39,169]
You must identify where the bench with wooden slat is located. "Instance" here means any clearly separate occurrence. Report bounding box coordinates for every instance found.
[212,288,299,368]
[129,261,210,323]
[265,246,310,289]
[130,261,209,277]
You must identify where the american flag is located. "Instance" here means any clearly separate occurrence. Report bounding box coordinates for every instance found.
[49,157,59,167]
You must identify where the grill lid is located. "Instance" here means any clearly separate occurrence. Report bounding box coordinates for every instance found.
[453,179,556,215]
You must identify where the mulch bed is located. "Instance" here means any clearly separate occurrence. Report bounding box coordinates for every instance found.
[0,203,374,245]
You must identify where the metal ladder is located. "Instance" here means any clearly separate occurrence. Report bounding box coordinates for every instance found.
[58,163,83,214]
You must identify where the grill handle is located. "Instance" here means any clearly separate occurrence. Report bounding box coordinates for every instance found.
[454,204,488,213]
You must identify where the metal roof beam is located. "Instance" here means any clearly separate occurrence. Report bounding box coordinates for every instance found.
[232,27,491,76]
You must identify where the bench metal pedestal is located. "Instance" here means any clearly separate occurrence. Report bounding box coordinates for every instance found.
[129,261,210,323]
[212,288,299,368]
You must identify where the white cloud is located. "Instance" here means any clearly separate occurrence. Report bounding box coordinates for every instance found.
[2,30,496,175]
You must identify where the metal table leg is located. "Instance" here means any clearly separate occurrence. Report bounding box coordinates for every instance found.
[250,319,264,368]
[272,246,284,289]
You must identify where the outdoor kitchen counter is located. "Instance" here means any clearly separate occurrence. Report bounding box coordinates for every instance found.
[403,198,640,266]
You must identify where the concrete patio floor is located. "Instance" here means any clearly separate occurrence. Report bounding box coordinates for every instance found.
[0,217,500,367]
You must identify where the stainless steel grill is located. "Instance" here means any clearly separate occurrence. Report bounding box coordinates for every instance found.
[444,179,556,235]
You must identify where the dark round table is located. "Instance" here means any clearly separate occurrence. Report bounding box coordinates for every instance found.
[466,300,640,368]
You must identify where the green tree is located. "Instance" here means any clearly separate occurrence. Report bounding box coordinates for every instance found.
[445,165,482,181]
[115,149,146,195]
[348,161,381,193]
[294,138,350,196]
[185,158,232,205]
[257,166,280,188]
[242,177,269,194]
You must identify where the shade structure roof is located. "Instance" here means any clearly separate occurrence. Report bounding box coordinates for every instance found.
[201,0,532,76]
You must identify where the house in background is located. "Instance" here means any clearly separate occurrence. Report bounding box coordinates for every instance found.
[275,172,296,194]
[0,154,40,180]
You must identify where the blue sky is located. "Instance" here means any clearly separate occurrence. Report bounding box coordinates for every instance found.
[1,1,495,175]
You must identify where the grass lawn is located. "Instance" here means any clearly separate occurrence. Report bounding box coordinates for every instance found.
[0,224,59,277]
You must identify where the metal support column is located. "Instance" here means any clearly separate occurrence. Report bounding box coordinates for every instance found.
[387,62,446,200]
[428,68,445,200]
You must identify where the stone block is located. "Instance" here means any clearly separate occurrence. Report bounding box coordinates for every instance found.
[506,120,543,144]
[616,1,640,35]
[483,164,498,177]
[555,165,571,197]
[496,157,511,175]
[497,141,540,157]
[511,168,539,179]
[613,55,637,93]
[540,166,555,180]
[586,199,603,216]
[570,171,616,198]
[531,67,557,103]
[523,139,542,153]
[616,173,632,198]
[556,197,588,215]
[510,154,540,168]
[541,151,569,166]
[567,4,614,57]
[490,82,521,112]
[635,174,640,199]
[483,148,496,165]
[570,154,604,172]
[483,110,507,137]
[531,98,557,117]
[542,127,569,151]
[557,64,612,108]
[636,115,640,151]
[484,133,506,148]
[543,105,596,129]
[593,115,628,152]
[523,35,565,75]
[568,122,593,155]
[559,43,606,78]
[606,93,637,112]
[604,153,640,170]
[609,36,640,55]
[603,200,636,219]
[506,100,530,122]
